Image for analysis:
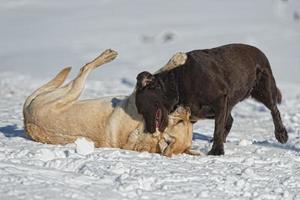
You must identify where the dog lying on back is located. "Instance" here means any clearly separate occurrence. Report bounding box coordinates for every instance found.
[135,43,288,155]
[23,49,200,156]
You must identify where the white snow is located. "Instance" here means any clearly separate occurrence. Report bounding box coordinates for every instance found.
[75,137,95,156]
[1,0,300,199]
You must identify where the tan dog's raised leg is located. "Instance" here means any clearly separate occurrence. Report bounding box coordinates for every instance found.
[155,52,187,74]
[53,49,118,106]
[23,67,71,109]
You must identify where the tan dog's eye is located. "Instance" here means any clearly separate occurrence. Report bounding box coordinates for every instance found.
[175,119,184,125]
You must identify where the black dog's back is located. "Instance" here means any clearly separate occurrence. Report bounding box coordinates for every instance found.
[175,44,280,109]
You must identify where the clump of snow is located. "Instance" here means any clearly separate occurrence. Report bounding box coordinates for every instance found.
[75,137,95,155]
[238,139,252,146]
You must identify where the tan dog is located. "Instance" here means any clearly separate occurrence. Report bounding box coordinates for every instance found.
[23,49,199,156]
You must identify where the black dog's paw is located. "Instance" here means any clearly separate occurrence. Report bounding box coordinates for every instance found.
[208,147,224,156]
[275,127,288,144]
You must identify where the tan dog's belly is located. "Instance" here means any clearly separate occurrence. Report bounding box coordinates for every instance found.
[26,98,112,146]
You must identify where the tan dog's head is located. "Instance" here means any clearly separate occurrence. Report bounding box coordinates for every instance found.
[128,105,200,156]
[158,106,194,156]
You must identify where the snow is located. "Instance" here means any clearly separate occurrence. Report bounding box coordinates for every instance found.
[1,0,300,199]
[75,138,95,156]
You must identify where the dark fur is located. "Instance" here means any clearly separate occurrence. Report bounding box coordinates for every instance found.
[135,43,288,155]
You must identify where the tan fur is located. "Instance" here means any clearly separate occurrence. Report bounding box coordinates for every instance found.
[23,49,197,156]
[123,106,194,156]
[154,52,187,74]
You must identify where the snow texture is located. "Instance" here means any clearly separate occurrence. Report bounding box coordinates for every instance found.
[0,0,300,199]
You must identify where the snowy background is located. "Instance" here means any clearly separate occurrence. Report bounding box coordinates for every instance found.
[0,0,300,199]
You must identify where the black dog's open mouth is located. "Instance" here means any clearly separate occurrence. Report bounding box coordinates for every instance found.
[155,108,163,130]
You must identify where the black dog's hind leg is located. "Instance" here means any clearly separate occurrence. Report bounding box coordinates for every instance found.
[271,106,288,143]
[251,69,288,144]
[223,113,233,142]
[208,95,229,155]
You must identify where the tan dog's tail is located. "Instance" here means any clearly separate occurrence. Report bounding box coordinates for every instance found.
[23,67,71,109]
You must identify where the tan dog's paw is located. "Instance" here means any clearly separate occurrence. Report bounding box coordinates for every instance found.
[158,134,175,157]
[158,139,168,154]
[99,49,118,62]
[171,52,187,66]
[89,49,118,68]
[184,149,205,156]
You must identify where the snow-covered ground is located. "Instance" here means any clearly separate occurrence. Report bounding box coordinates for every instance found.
[1,0,300,199]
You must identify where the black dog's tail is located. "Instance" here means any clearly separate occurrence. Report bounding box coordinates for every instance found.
[259,51,283,105]
[253,55,283,106]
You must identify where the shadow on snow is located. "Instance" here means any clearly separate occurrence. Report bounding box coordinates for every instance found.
[0,124,29,139]
[253,140,300,153]
[192,132,212,142]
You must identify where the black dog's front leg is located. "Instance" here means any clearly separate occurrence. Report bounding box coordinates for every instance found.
[208,95,229,155]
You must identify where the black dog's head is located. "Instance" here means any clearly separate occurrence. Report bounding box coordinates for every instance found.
[135,71,179,133]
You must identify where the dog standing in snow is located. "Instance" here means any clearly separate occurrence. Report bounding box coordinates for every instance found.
[23,49,199,156]
[135,44,288,155]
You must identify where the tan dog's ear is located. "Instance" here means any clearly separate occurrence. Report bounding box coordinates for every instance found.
[136,71,155,89]
[184,106,191,121]
[171,106,191,122]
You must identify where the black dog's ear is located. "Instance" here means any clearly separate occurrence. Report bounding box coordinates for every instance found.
[136,71,155,89]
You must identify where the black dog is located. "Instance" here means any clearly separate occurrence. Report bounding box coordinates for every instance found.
[135,43,288,155]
